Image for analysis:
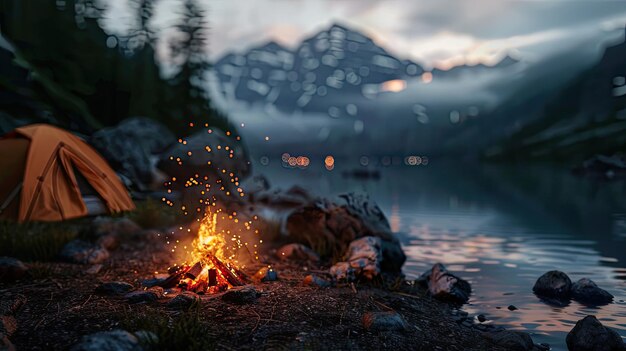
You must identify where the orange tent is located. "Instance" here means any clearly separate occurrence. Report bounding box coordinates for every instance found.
[0,124,135,222]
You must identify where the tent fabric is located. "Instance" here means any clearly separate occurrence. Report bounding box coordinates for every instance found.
[0,124,135,222]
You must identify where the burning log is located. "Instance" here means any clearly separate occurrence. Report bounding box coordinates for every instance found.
[208,269,217,286]
[207,254,246,287]
[185,262,204,280]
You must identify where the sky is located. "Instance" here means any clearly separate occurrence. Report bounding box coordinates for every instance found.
[202,0,626,68]
[104,0,626,69]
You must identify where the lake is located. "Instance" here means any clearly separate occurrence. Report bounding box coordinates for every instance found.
[253,158,626,350]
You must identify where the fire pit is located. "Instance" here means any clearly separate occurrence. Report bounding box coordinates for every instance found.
[154,210,256,294]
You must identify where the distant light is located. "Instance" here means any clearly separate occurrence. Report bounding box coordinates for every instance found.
[324,155,335,171]
[421,72,433,84]
[449,110,461,124]
[379,79,406,93]
[259,156,269,166]
[264,136,270,141]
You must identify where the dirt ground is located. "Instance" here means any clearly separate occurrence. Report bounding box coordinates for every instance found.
[1,231,507,351]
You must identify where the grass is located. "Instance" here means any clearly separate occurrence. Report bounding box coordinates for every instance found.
[119,306,217,351]
[128,198,189,229]
[0,221,79,261]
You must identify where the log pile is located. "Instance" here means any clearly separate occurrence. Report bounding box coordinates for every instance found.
[155,254,247,294]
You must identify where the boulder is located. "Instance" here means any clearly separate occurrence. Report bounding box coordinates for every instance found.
[221,286,260,304]
[90,117,175,191]
[276,244,319,263]
[571,278,614,305]
[566,315,626,351]
[362,311,408,332]
[483,330,535,351]
[253,267,278,282]
[417,263,471,304]
[167,291,200,310]
[95,282,135,296]
[70,330,142,351]
[0,257,27,282]
[285,193,405,272]
[302,274,332,288]
[60,240,110,265]
[330,236,382,281]
[125,287,163,304]
[532,271,572,300]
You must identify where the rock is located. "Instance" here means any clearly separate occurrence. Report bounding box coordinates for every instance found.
[533,270,572,300]
[96,234,119,250]
[329,262,356,282]
[60,240,110,264]
[477,314,487,323]
[507,305,518,311]
[417,263,472,304]
[284,193,405,272]
[85,264,103,275]
[330,236,382,281]
[167,291,200,310]
[0,257,27,282]
[276,244,320,263]
[96,282,135,296]
[571,278,614,305]
[253,267,278,282]
[566,315,626,351]
[302,274,332,288]
[70,329,142,351]
[362,311,408,332]
[483,330,535,351]
[90,117,175,191]
[221,286,260,304]
[125,287,163,304]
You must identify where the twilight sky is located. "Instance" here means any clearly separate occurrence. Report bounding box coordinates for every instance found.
[105,0,626,69]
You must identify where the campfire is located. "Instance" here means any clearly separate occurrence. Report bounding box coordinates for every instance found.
[155,210,253,294]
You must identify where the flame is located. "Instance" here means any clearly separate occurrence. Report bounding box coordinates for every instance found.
[192,212,227,264]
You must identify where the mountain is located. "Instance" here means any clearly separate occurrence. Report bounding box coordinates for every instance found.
[484,28,626,163]
[432,54,520,79]
[213,24,426,114]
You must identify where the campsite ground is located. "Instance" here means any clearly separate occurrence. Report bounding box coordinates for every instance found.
[0,215,508,351]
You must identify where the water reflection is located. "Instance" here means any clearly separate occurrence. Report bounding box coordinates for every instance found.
[254,160,626,350]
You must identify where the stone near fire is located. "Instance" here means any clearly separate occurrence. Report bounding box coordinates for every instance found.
[483,330,535,351]
[566,315,626,351]
[276,243,320,263]
[571,278,614,305]
[532,270,572,300]
[0,257,27,282]
[417,263,472,304]
[125,287,163,304]
[221,286,260,304]
[96,281,135,296]
[60,240,110,265]
[302,274,332,288]
[167,291,200,310]
[254,267,278,282]
[70,329,142,351]
[362,311,408,332]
